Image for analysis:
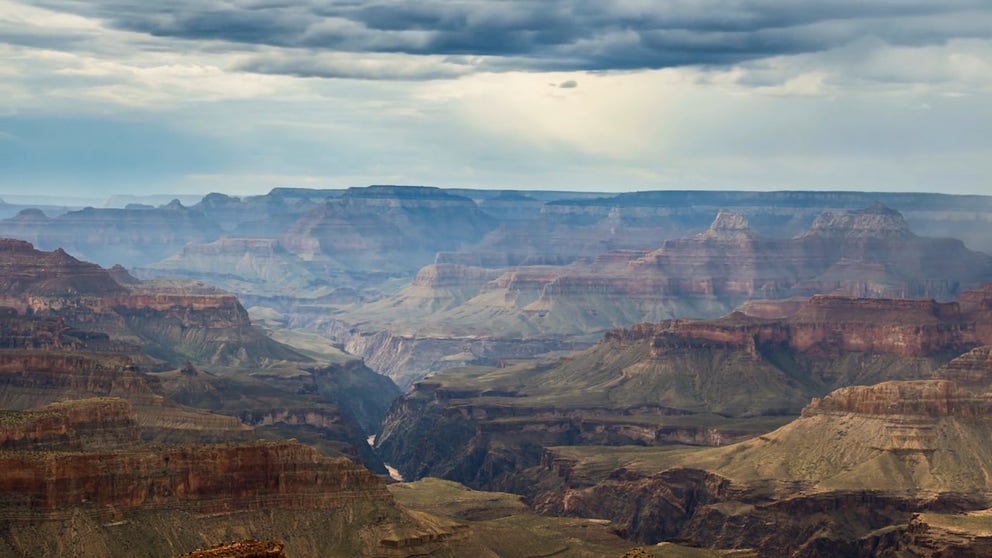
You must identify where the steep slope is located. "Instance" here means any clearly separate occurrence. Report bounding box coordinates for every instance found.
[523,345,992,555]
[375,290,992,489]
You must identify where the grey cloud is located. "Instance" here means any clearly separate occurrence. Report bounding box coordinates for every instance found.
[558,80,577,88]
[233,52,477,80]
[23,0,992,78]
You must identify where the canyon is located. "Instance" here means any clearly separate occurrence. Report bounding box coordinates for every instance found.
[333,203,992,387]
[375,288,992,491]
[3,187,992,556]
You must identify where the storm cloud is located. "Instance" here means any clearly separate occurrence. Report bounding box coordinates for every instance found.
[26,0,992,78]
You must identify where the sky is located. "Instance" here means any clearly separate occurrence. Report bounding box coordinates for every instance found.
[1,0,991,199]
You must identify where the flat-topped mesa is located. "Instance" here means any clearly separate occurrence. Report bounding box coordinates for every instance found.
[803,380,992,417]
[802,202,915,239]
[0,398,139,451]
[791,294,960,323]
[605,293,983,358]
[176,237,284,257]
[346,184,456,199]
[694,210,757,241]
[411,264,502,288]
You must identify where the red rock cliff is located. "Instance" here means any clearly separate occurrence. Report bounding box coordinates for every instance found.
[0,439,388,515]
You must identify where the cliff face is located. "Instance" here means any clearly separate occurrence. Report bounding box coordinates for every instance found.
[0,439,386,513]
[281,186,497,268]
[0,398,139,451]
[0,396,466,558]
[0,350,155,407]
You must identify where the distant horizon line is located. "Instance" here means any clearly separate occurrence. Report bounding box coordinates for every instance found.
[1,185,990,210]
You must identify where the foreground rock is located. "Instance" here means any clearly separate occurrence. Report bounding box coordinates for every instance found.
[0,398,462,558]
[174,540,286,558]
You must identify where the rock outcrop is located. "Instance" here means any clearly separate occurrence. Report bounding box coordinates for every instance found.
[0,396,469,558]
[175,540,287,558]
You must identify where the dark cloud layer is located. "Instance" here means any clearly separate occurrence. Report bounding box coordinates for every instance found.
[25,0,992,78]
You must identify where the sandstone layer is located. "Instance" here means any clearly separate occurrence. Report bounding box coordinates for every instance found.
[0,238,304,368]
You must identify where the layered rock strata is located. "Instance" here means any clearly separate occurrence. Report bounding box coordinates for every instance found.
[340,205,992,385]
[522,347,992,555]
[0,398,465,557]
[375,290,992,491]
[0,238,304,368]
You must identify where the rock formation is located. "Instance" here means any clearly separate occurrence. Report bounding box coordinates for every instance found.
[175,540,287,558]
[0,241,401,471]
[339,205,992,386]
[374,289,992,491]
[0,238,304,368]
[0,397,464,557]
[494,343,992,555]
